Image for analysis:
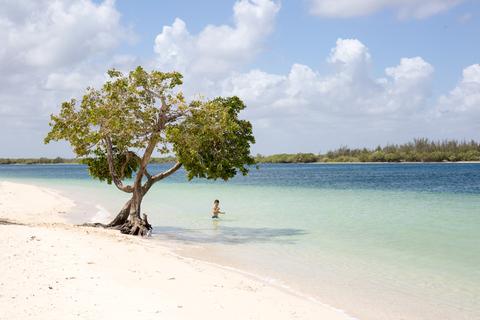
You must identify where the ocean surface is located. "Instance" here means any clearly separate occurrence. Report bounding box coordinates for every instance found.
[1,163,479,319]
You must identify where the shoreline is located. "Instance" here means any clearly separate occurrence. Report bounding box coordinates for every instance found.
[0,180,354,320]
[1,161,480,166]
[161,241,357,320]
[313,161,480,164]
[285,161,480,164]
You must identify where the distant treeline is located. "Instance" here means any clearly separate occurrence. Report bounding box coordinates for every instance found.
[256,139,480,163]
[2,139,480,165]
[149,156,177,163]
[0,156,177,165]
[0,157,77,165]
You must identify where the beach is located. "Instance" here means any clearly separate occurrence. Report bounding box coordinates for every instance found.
[1,163,479,320]
[0,181,352,320]
[2,0,479,318]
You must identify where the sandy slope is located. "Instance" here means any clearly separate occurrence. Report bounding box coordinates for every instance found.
[0,181,352,320]
[0,181,74,224]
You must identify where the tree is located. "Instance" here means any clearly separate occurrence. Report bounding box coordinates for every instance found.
[45,67,255,236]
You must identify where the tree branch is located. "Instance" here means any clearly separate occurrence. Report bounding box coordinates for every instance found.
[145,88,190,123]
[151,161,182,182]
[135,133,159,186]
[144,168,152,180]
[132,91,184,191]
[132,94,169,190]
[104,137,134,193]
[142,162,182,195]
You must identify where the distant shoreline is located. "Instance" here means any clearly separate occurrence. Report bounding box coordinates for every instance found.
[2,138,480,165]
[1,160,480,165]
[311,161,480,164]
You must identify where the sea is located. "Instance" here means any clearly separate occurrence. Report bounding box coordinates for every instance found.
[1,163,479,320]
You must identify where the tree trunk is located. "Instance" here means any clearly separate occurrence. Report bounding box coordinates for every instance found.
[88,190,151,236]
[116,189,152,236]
[106,198,132,228]
[119,213,152,236]
[84,162,181,235]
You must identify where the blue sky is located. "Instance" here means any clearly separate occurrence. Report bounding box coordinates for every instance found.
[116,0,479,93]
[1,0,479,156]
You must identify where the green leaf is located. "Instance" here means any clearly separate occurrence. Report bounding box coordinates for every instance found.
[45,67,255,185]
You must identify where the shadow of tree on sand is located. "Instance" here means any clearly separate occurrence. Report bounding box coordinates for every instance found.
[0,219,23,225]
[152,225,307,245]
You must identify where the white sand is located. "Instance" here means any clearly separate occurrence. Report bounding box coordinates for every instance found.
[0,181,75,224]
[0,181,353,320]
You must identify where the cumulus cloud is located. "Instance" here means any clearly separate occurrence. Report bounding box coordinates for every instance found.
[153,0,280,77]
[309,0,464,19]
[211,38,443,152]
[221,39,434,119]
[0,0,130,97]
[438,64,480,114]
[1,0,477,156]
[146,1,474,151]
[0,0,131,156]
[0,0,129,71]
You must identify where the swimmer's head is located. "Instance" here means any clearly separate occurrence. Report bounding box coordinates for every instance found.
[214,199,219,204]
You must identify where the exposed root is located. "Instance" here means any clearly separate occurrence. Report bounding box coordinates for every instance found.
[107,199,132,227]
[120,214,152,237]
[81,222,108,228]
[79,199,152,237]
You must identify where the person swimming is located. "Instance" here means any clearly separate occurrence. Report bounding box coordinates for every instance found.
[211,199,225,219]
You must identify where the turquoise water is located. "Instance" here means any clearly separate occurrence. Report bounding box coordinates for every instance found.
[1,163,479,319]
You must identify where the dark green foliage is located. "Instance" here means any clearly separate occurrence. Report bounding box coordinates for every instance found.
[81,149,140,184]
[44,66,255,186]
[167,97,255,180]
[149,156,177,163]
[255,153,318,163]
[0,157,175,165]
[320,138,480,162]
[7,139,480,166]
[44,67,186,181]
[0,158,77,165]
[254,139,480,163]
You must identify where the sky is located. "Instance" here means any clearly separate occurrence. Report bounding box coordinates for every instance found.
[1,0,479,157]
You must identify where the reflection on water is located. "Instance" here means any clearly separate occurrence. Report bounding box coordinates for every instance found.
[153,225,307,244]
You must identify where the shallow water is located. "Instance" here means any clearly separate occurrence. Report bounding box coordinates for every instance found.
[1,163,479,319]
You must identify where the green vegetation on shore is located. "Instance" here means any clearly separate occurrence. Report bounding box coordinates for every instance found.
[256,139,480,163]
[0,157,77,165]
[0,156,178,165]
[2,139,480,165]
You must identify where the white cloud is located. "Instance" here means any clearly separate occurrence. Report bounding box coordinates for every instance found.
[0,0,129,96]
[309,0,464,19]
[219,52,479,153]
[153,0,280,77]
[328,38,371,67]
[438,64,480,114]
[148,2,476,152]
[0,0,131,157]
[221,39,434,119]
[0,0,129,70]
[0,0,477,156]
[383,57,435,113]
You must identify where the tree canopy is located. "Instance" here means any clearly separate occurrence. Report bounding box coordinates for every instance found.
[44,66,255,234]
[45,66,255,185]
